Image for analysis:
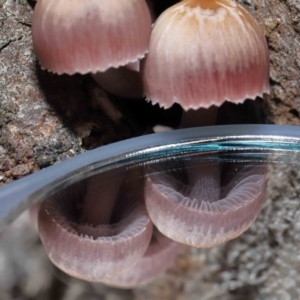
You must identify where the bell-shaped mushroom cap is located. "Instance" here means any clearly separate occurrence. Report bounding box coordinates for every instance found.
[142,0,270,110]
[38,171,153,282]
[145,161,267,248]
[101,228,181,288]
[32,0,152,74]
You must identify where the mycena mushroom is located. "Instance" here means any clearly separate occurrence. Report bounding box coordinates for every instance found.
[35,166,182,287]
[141,0,269,247]
[101,228,181,288]
[145,159,268,247]
[32,0,153,98]
[37,169,153,282]
[142,0,270,109]
[32,0,152,75]
[30,0,271,286]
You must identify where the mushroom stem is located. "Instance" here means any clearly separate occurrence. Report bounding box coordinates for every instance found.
[91,62,144,98]
[80,171,124,226]
[180,106,220,203]
[180,106,218,128]
[187,159,220,203]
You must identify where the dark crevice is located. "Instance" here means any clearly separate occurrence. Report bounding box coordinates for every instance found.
[27,0,36,9]
[0,36,27,52]
[271,97,282,105]
[152,0,180,16]
[289,109,300,118]
[269,78,282,86]
[0,41,12,52]
[18,21,31,27]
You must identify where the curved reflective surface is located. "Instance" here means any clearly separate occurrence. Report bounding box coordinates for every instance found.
[0,124,300,290]
[26,135,300,287]
[0,124,299,232]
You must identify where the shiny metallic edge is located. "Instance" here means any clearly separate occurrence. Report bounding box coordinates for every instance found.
[0,124,299,231]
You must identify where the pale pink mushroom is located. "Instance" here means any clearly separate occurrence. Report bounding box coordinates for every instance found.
[101,228,181,288]
[145,159,268,247]
[142,0,269,110]
[32,0,152,75]
[37,169,153,282]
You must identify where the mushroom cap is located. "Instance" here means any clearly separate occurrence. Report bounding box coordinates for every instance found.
[32,0,152,74]
[101,228,181,288]
[145,161,267,248]
[142,0,270,110]
[38,175,153,282]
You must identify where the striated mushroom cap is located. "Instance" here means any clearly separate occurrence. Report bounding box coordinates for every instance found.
[32,0,152,74]
[142,0,270,110]
[38,171,153,282]
[101,228,181,288]
[145,161,267,248]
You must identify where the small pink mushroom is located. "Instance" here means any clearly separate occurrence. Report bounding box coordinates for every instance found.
[145,159,268,247]
[37,169,153,282]
[101,228,181,288]
[142,0,269,110]
[32,0,152,74]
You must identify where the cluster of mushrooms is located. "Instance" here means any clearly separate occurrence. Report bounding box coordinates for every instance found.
[31,0,270,289]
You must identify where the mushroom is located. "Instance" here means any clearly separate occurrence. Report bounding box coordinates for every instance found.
[141,0,269,247]
[142,0,270,110]
[36,165,182,286]
[101,227,181,288]
[32,0,152,74]
[30,0,271,286]
[145,157,268,247]
[37,168,153,282]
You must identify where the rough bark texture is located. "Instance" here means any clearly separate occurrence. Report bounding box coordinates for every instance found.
[0,0,300,299]
[251,0,300,124]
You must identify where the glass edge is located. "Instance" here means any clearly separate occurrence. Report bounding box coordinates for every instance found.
[0,124,299,230]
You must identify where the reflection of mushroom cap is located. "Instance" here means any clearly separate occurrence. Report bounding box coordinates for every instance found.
[142,0,270,110]
[32,0,152,74]
[145,163,267,248]
[38,180,153,282]
[101,228,181,288]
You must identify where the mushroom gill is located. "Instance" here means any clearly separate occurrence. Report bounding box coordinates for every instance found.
[101,227,181,288]
[37,169,153,282]
[145,159,268,247]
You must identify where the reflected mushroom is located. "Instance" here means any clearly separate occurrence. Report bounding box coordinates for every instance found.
[145,159,268,247]
[37,169,153,282]
[101,227,181,288]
